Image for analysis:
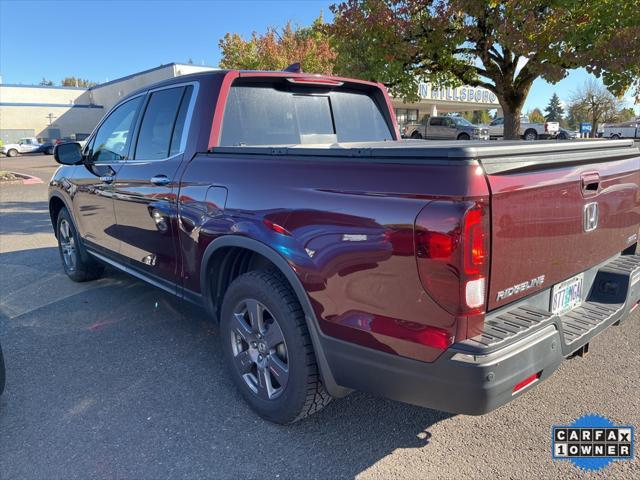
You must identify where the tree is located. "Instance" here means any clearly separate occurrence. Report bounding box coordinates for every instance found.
[544,93,565,122]
[330,0,640,139]
[528,108,545,124]
[39,78,53,86]
[219,14,336,74]
[615,107,636,123]
[61,77,97,88]
[568,79,620,137]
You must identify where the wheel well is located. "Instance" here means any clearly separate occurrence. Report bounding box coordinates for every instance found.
[206,246,280,319]
[457,132,470,139]
[524,128,537,137]
[49,196,66,236]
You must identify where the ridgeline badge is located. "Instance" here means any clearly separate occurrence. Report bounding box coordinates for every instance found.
[552,414,634,471]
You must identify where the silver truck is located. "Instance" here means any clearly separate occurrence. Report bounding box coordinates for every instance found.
[403,116,489,140]
[487,116,560,140]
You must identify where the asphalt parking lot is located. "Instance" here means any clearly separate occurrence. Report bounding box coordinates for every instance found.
[0,154,638,479]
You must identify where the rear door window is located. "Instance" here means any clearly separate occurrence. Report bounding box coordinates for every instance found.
[134,86,191,160]
[220,84,393,146]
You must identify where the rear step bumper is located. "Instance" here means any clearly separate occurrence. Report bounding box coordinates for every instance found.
[319,253,640,415]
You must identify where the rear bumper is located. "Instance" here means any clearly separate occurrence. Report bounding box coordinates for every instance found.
[319,253,640,414]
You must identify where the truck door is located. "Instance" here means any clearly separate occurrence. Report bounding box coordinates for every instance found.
[111,83,195,288]
[71,95,143,254]
[426,117,444,139]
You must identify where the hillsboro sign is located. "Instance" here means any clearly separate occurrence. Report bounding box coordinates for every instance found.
[418,82,499,105]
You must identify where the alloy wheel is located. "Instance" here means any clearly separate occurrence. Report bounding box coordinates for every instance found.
[59,218,77,271]
[230,298,289,400]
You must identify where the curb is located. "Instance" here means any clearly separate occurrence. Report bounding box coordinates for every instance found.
[0,172,44,185]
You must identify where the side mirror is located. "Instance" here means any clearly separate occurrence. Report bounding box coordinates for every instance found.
[54,142,83,165]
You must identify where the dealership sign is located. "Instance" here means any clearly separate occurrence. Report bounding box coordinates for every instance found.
[418,82,499,104]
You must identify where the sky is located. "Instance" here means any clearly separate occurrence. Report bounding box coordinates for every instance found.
[1,0,637,114]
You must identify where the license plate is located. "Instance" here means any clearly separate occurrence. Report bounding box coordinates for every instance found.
[550,274,584,315]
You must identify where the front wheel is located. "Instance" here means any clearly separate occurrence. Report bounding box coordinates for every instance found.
[56,208,104,282]
[457,133,470,140]
[7,149,18,157]
[220,270,332,424]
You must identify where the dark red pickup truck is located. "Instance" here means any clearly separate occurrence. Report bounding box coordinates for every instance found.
[50,70,640,424]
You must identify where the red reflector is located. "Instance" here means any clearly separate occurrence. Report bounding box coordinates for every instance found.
[263,219,291,236]
[512,372,541,394]
[415,326,453,350]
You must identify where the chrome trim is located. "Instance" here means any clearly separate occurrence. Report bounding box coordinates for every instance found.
[450,324,557,366]
[87,250,176,295]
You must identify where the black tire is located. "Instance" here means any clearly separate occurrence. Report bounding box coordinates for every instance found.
[220,270,332,424]
[46,147,54,155]
[410,132,423,139]
[56,207,104,282]
[0,341,5,396]
[7,149,18,157]
[457,132,470,140]
[523,129,538,141]
[611,134,620,139]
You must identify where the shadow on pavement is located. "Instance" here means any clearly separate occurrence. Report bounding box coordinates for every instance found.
[0,201,52,236]
[0,246,454,480]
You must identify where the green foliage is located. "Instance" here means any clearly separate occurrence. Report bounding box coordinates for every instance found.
[39,78,54,86]
[218,14,336,74]
[61,77,97,88]
[330,0,640,138]
[544,93,565,122]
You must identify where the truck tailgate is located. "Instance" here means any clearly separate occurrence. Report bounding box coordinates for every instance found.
[480,141,640,311]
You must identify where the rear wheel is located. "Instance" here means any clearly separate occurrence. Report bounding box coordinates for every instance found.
[56,208,104,282]
[411,132,423,139]
[611,134,620,139]
[523,129,538,141]
[7,149,18,157]
[220,270,332,424]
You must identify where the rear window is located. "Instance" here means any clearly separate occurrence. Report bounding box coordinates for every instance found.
[220,84,393,146]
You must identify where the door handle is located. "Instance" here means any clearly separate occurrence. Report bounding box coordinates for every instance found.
[100,175,114,184]
[150,175,170,186]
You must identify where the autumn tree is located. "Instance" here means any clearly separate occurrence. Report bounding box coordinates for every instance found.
[527,108,545,124]
[544,93,565,122]
[568,79,620,137]
[61,77,96,88]
[219,14,336,74]
[330,0,640,139]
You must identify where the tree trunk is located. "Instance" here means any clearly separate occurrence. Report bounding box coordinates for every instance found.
[502,103,522,140]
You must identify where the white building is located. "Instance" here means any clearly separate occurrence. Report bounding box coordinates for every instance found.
[0,63,215,144]
[0,64,499,143]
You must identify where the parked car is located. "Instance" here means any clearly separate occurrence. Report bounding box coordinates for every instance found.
[403,116,489,140]
[1,137,44,157]
[50,69,640,424]
[603,120,639,139]
[487,116,560,140]
[557,128,579,140]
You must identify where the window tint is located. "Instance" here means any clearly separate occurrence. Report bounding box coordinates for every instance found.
[169,86,193,156]
[220,84,392,146]
[135,87,186,160]
[90,96,142,163]
[430,117,443,126]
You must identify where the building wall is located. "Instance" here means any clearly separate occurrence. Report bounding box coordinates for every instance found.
[0,63,216,143]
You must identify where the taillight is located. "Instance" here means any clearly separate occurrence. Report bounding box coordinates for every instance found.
[544,122,549,133]
[415,200,490,315]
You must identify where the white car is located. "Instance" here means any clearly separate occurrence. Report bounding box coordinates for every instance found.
[1,137,43,157]
[487,116,560,140]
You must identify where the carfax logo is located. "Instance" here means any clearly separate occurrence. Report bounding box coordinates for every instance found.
[552,414,635,471]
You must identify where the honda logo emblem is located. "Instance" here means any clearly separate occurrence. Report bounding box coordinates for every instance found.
[584,202,599,232]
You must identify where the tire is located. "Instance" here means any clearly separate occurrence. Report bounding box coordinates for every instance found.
[7,149,18,157]
[220,270,332,424]
[611,134,620,140]
[0,341,5,396]
[457,133,470,140]
[410,132,423,139]
[46,147,54,155]
[56,207,104,282]
[523,129,538,141]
